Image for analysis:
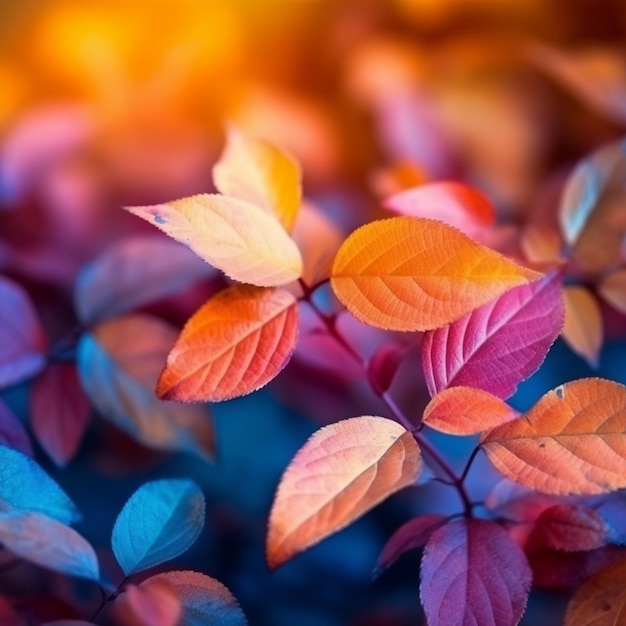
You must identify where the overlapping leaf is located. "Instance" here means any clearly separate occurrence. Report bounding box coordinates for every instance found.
[423,387,519,435]
[74,236,216,325]
[157,285,298,402]
[141,571,247,626]
[267,416,421,569]
[0,276,47,388]
[213,126,301,232]
[562,285,603,367]
[330,217,541,331]
[0,512,99,580]
[30,363,90,466]
[481,378,626,495]
[420,519,531,626]
[112,479,205,576]
[77,315,215,460]
[422,272,564,399]
[124,194,302,287]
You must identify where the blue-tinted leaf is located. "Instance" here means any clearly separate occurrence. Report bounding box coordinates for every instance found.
[76,315,215,461]
[0,446,79,523]
[74,236,216,325]
[0,511,99,580]
[142,571,247,626]
[112,479,205,576]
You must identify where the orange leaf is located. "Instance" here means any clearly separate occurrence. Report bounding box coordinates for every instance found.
[213,126,301,232]
[598,269,626,315]
[124,194,302,287]
[267,416,421,569]
[481,378,626,495]
[330,217,541,331]
[563,285,603,367]
[158,285,298,402]
[564,556,626,626]
[423,387,519,436]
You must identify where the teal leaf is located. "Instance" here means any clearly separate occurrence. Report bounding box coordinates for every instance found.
[0,445,80,523]
[112,479,205,576]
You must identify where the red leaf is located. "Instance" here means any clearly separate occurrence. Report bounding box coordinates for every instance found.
[485,479,564,523]
[367,343,409,395]
[374,514,446,578]
[30,363,91,466]
[422,272,563,399]
[420,519,531,626]
[0,398,32,456]
[529,504,608,552]
[0,596,24,626]
[0,277,47,388]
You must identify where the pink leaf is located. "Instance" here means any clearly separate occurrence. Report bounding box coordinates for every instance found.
[422,272,564,399]
[116,581,181,626]
[374,514,446,578]
[0,277,47,388]
[0,399,32,456]
[30,363,91,466]
[421,519,531,626]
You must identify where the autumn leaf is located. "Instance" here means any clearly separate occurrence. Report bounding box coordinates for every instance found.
[157,285,298,402]
[420,519,531,626]
[598,269,626,315]
[213,126,301,232]
[562,285,603,367]
[422,272,564,399]
[564,557,626,625]
[267,416,421,570]
[330,217,541,331]
[423,387,519,436]
[481,378,626,495]
[124,194,302,287]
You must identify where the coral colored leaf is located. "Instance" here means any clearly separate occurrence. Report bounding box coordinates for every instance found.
[0,512,99,580]
[599,269,626,315]
[383,182,495,239]
[212,126,301,232]
[520,222,563,264]
[422,272,564,399]
[564,556,626,625]
[330,217,541,332]
[367,343,409,396]
[563,285,603,367]
[529,504,608,552]
[374,514,446,579]
[112,479,205,576]
[157,285,298,402]
[267,416,421,569]
[0,277,47,388]
[0,446,79,523]
[481,378,626,495]
[77,315,215,460]
[420,519,531,626]
[74,236,216,325]
[30,363,90,466]
[142,571,247,626]
[423,387,519,436]
[0,398,33,456]
[119,581,181,626]
[124,194,302,287]
[559,137,626,272]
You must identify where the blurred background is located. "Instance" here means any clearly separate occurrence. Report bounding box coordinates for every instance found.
[2,0,626,624]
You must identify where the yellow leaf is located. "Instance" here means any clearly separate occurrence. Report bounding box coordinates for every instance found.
[330,217,541,331]
[213,126,302,232]
[124,194,302,287]
[267,416,421,569]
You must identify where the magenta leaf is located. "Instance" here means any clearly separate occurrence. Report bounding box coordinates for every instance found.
[29,363,91,466]
[422,272,564,399]
[367,343,409,395]
[0,277,47,389]
[0,399,32,456]
[421,519,531,626]
[374,514,446,579]
[74,236,216,325]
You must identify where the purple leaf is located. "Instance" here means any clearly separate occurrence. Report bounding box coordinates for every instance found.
[374,514,445,578]
[0,399,32,456]
[30,363,91,466]
[422,272,564,399]
[0,277,47,388]
[74,236,216,325]
[421,519,531,626]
